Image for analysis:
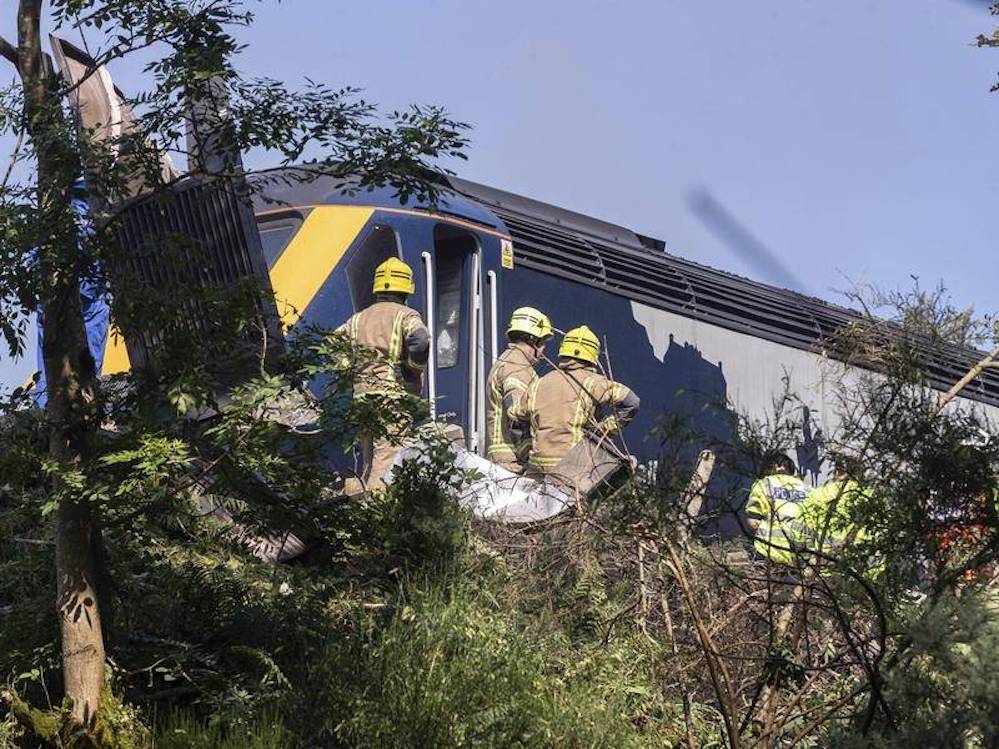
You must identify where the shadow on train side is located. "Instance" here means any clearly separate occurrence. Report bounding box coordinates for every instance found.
[796,406,825,487]
[502,268,750,537]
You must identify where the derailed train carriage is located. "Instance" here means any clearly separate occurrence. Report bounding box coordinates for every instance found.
[99,166,999,516]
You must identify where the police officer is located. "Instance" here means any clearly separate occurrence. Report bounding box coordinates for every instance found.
[745,452,808,565]
[800,455,868,558]
[486,307,553,474]
[519,325,639,478]
[338,257,429,492]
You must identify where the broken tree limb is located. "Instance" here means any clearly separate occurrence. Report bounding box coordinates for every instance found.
[660,581,698,749]
[662,541,741,749]
[934,341,999,414]
[654,451,738,748]
[679,449,715,544]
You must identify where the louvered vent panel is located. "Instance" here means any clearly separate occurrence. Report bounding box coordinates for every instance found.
[593,241,695,310]
[678,267,820,347]
[492,208,605,283]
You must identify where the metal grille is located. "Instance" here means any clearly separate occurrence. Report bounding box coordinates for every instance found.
[664,254,823,348]
[114,177,282,370]
[594,240,694,310]
[492,208,605,284]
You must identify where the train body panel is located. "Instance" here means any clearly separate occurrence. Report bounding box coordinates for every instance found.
[53,39,999,505]
[252,201,999,486]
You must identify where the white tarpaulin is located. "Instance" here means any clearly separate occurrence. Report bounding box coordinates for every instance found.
[453,449,575,523]
[386,441,576,523]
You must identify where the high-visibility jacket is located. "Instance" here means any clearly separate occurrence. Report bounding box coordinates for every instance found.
[336,301,429,397]
[518,359,639,472]
[745,474,808,565]
[799,479,868,556]
[485,341,539,469]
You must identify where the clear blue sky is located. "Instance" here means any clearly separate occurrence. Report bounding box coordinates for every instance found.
[2,1,997,387]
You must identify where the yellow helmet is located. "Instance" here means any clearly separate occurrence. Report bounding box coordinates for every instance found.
[507,307,553,340]
[372,257,415,295]
[559,325,600,365]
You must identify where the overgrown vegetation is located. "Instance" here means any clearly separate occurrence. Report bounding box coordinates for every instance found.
[0,0,468,739]
[2,286,999,746]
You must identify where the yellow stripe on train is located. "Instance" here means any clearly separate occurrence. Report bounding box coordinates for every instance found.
[102,325,131,375]
[269,206,373,330]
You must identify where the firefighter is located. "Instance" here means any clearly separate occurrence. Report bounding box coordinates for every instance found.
[337,257,429,492]
[745,452,808,566]
[486,307,553,474]
[518,324,639,479]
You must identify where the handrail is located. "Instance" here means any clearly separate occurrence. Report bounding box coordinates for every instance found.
[473,252,486,454]
[467,252,478,452]
[421,251,437,420]
[487,270,498,365]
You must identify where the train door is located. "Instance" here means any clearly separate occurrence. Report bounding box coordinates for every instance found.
[423,224,486,452]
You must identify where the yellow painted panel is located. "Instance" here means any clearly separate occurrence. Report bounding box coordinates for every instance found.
[102,325,131,374]
[268,206,373,329]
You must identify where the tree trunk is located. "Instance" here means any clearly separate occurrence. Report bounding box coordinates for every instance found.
[17,0,106,729]
[54,500,105,728]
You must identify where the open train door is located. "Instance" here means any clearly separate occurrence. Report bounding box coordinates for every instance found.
[422,224,487,454]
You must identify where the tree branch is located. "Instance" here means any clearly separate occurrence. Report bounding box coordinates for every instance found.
[934,342,999,413]
[0,34,18,70]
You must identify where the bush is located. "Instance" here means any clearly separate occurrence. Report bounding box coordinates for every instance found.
[830,589,999,748]
[372,431,472,569]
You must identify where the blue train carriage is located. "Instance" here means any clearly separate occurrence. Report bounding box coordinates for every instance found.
[102,169,999,500]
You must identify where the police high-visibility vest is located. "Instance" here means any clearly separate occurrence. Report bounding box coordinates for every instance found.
[746,474,808,565]
[799,479,868,556]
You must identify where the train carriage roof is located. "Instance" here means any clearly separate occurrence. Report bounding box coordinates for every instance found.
[247,169,501,228]
[250,167,999,409]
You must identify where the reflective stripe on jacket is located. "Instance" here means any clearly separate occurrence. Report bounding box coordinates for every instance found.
[485,342,538,465]
[337,301,429,397]
[519,359,639,472]
[746,474,808,565]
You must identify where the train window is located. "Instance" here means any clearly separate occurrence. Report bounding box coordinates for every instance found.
[435,249,463,368]
[433,225,477,369]
[257,212,304,268]
[345,225,402,311]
